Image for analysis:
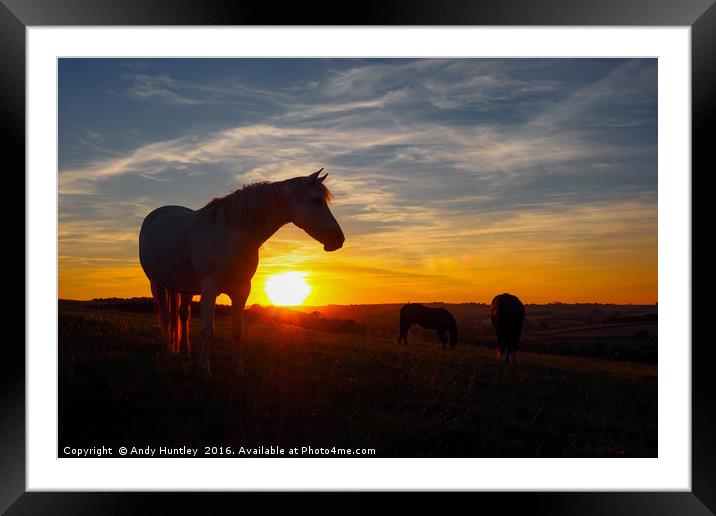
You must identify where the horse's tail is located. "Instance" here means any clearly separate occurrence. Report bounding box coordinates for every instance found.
[150,283,181,353]
[150,282,168,338]
[168,289,181,353]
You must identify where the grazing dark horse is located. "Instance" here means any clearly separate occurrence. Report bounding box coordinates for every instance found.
[397,303,457,349]
[491,293,525,363]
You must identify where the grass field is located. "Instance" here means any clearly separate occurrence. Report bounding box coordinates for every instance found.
[59,301,657,457]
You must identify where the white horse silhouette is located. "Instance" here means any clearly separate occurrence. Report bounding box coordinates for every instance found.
[139,169,344,375]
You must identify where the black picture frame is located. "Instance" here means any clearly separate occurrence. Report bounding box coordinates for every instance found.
[2,0,713,513]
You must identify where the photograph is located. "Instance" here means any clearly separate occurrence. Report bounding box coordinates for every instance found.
[58,57,658,459]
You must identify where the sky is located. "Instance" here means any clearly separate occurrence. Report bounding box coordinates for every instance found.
[58,58,657,305]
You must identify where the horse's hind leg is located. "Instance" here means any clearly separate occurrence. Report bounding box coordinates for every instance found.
[398,323,410,345]
[438,329,446,350]
[179,293,192,356]
[502,344,511,363]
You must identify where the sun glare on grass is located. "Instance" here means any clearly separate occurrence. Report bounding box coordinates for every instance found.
[264,272,311,306]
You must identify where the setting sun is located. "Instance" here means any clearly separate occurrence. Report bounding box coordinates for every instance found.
[264,272,311,306]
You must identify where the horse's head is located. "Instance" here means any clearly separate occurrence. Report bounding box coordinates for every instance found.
[286,169,345,252]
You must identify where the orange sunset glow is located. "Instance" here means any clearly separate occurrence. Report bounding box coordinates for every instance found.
[59,205,657,306]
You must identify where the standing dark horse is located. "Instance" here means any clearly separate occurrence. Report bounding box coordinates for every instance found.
[397,303,458,349]
[139,169,344,376]
[491,293,525,363]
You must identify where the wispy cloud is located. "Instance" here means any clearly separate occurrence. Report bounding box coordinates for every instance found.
[125,72,292,107]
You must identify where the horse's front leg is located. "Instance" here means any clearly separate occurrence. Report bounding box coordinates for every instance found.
[229,281,251,375]
[179,293,192,356]
[199,278,219,377]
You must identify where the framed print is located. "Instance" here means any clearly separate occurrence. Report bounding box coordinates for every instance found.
[3,0,714,513]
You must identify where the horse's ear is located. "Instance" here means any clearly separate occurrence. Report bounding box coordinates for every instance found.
[307,168,323,183]
[317,172,328,183]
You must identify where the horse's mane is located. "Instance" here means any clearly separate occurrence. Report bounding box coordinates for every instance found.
[198,180,331,228]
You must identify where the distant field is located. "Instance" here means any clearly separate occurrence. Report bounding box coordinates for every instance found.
[75,298,658,362]
[532,322,657,338]
[296,302,658,363]
[59,300,657,457]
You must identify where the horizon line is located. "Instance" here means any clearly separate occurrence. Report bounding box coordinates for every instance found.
[58,297,658,307]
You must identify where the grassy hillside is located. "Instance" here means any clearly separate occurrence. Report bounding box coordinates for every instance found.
[70,298,658,363]
[59,300,657,457]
